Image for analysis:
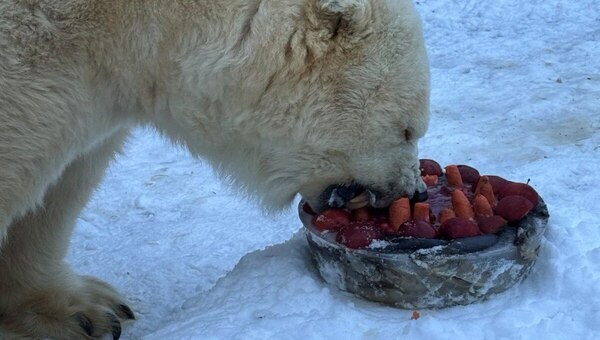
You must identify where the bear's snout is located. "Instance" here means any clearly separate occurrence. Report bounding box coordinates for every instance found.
[311,176,427,212]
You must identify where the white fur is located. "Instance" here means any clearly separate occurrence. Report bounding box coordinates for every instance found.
[0,0,429,338]
[319,0,368,12]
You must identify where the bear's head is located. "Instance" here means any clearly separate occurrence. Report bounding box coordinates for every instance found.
[193,0,430,212]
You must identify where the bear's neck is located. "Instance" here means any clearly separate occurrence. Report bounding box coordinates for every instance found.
[90,0,311,209]
[94,0,305,134]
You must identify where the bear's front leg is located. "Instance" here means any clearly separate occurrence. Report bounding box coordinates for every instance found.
[0,130,135,339]
[1,273,134,339]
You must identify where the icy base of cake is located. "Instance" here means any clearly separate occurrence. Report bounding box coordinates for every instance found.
[301,200,549,309]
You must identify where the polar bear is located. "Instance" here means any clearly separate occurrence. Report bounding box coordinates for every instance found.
[0,0,430,338]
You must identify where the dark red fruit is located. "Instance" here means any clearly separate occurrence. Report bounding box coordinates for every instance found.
[478,215,508,234]
[370,215,395,235]
[497,182,539,207]
[397,220,438,239]
[312,209,350,231]
[336,222,384,249]
[483,175,512,194]
[457,165,480,184]
[302,202,316,215]
[379,223,397,236]
[419,159,443,176]
[495,195,534,222]
[439,217,480,239]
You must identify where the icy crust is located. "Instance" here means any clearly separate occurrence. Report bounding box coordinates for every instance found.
[302,200,549,309]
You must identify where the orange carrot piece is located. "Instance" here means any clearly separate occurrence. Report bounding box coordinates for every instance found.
[413,202,430,222]
[451,190,474,219]
[421,175,439,186]
[475,176,497,206]
[445,165,464,187]
[389,197,411,230]
[438,208,456,224]
[473,194,493,217]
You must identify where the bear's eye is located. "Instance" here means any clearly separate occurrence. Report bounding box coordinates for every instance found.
[404,129,413,142]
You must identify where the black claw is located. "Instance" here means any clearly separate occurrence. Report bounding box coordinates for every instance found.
[74,312,94,336]
[118,304,136,320]
[107,313,122,340]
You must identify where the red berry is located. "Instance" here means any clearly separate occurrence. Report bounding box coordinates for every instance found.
[373,217,395,235]
[497,182,539,207]
[419,159,443,176]
[457,165,481,184]
[336,222,384,249]
[312,209,350,231]
[478,215,508,234]
[494,195,534,222]
[378,223,397,236]
[397,220,438,239]
[439,217,480,239]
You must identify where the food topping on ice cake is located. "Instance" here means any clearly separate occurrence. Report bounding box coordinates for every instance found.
[303,159,540,249]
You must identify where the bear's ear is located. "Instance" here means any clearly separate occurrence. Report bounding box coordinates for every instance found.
[311,0,373,40]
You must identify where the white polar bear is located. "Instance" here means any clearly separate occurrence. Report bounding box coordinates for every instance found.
[0,0,430,338]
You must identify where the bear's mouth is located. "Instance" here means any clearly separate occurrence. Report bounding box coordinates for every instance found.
[316,182,428,211]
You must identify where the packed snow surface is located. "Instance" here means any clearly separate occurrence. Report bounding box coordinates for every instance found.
[67,0,600,338]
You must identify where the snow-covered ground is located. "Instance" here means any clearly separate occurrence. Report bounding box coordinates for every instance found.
[67,0,600,338]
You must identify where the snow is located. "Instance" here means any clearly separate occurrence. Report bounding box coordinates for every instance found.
[67,0,600,339]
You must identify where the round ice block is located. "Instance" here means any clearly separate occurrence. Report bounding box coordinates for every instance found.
[300,199,549,309]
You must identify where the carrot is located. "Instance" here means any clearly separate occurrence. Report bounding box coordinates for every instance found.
[438,208,456,224]
[451,190,474,219]
[413,202,430,222]
[445,165,464,187]
[475,176,497,206]
[421,175,439,186]
[389,197,411,230]
[473,194,493,217]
